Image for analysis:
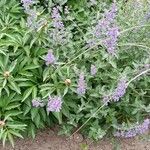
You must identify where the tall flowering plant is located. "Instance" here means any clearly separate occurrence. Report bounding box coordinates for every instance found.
[0,0,150,146]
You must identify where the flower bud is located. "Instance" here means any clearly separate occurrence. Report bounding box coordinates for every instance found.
[3,71,10,78]
[0,120,5,127]
[65,79,71,85]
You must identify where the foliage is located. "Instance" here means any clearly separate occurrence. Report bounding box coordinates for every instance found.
[0,0,150,147]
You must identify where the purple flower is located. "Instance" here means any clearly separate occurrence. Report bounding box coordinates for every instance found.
[91,65,97,76]
[77,72,86,95]
[107,26,119,39]
[112,78,127,102]
[105,3,117,22]
[21,0,34,10]
[103,38,116,55]
[114,119,150,138]
[50,6,70,45]
[104,25,119,55]
[47,96,62,112]
[86,3,119,55]
[52,7,64,29]
[32,99,44,107]
[45,50,56,65]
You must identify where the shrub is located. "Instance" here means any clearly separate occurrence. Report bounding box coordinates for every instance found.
[0,0,150,146]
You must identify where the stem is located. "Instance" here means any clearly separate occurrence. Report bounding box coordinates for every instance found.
[127,68,150,85]
[119,24,150,35]
[68,102,107,139]
[118,43,150,51]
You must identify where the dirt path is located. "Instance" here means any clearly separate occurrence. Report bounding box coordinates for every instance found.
[1,128,150,150]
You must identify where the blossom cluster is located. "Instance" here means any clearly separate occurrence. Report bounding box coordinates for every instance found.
[47,96,62,112]
[32,98,44,107]
[32,96,62,112]
[103,78,127,105]
[77,72,86,95]
[114,119,150,138]
[50,6,69,45]
[87,3,119,55]
[21,0,47,30]
[45,50,56,65]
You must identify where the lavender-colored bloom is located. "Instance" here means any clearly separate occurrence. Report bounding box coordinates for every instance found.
[112,79,127,102]
[105,3,117,22]
[21,0,34,10]
[52,7,64,29]
[77,72,86,95]
[26,11,37,29]
[86,3,119,55]
[107,26,119,39]
[50,6,70,45]
[103,38,116,55]
[47,96,62,112]
[114,119,150,138]
[45,50,56,65]
[32,99,44,107]
[104,26,119,55]
[91,65,97,76]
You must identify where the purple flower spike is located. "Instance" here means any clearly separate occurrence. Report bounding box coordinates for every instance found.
[77,72,86,95]
[32,99,44,107]
[105,3,117,22]
[52,7,64,29]
[104,26,119,55]
[21,0,34,10]
[47,96,62,112]
[91,65,97,76]
[114,119,150,138]
[45,50,56,65]
[112,78,127,102]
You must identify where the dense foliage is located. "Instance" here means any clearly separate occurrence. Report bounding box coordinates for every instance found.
[0,0,150,147]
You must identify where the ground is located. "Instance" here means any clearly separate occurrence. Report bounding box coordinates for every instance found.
[1,128,150,150]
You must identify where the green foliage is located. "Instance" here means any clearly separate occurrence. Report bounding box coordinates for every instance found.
[0,0,150,147]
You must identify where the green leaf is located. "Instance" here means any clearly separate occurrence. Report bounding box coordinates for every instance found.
[31,108,38,121]
[52,112,62,124]
[8,79,21,94]
[43,68,50,81]
[9,130,23,139]
[8,132,14,148]
[8,59,17,72]
[28,123,36,139]
[22,87,33,102]
[32,86,37,99]
[5,103,21,110]
[34,113,41,127]
[24,64,40,70]
[2,131,7,147]
[3,79,7,88]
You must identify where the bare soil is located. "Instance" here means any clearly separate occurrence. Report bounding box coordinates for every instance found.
[1,128,150,150]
